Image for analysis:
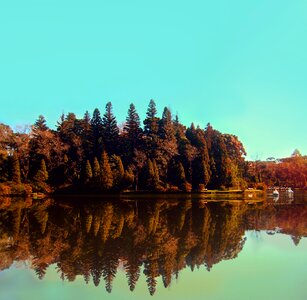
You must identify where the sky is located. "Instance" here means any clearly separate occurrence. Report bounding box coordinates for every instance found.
[0,0,306,160]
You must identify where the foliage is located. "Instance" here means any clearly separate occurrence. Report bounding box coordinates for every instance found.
[100,151,113,190]
[11,152,21,184]
[34,159,48,182]
[2,100,302,193]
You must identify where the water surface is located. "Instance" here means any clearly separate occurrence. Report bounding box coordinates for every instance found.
[0,191,306,299]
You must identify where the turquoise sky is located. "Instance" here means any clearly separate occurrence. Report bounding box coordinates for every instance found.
[0,0,306,159]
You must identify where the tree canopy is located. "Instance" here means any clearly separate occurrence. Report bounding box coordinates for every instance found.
[0,101,304,193]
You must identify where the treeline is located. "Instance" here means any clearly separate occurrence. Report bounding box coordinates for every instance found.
[0,100,305,194]
[0,198,306,295]
[249,152,307,189]
[0,100,248,193]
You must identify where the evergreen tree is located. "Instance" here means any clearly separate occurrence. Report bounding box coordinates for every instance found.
[208,131,229,188]
[124,258,141,292]
[91,108,103,158]
[157,107,178,178]
[110,155,124,189]
[192,155,210,190]
[122,103,142,165]
[82,111,94,159]
[143,100,160,160]
[100,151,113,190]
[12,152,21,183]
[124,103,142,142]
[142,159,159,190]
[84,160,93,182]
[143,259,159,296]
[34,159,48,182]
[102,102,119,155]
[56,113,83,182]
[168,159,187,190]
[175,123,197,183]
[144,99,159,135]
[122,167,135,189]
[92,157,100,182]
[33,115,48,133]
[204,122,215,154]
[84,110,91,124]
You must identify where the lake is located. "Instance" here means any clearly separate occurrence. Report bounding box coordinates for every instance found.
[0,191,306,300]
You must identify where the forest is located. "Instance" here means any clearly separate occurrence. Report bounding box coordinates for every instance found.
[0,100,306,195]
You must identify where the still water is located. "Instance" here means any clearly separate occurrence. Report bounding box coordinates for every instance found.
[0,191,306,300]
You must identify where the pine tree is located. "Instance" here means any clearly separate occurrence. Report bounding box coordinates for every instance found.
[208,131,229,188]
[84,110,91,124]
[143,260,159,296]
[34,159,48,182]
[84,160,93,182]
[91,108,103,158]
[122,167,135,189]
[82,111,94,159]
[144,99,159,135]
[102,102,119,155]
[123,103,142,165]
[33,115,48,133]
[143,100,160,160]
[167,159,187,190]
[157,107,178,178]
[56,113,84,182]
[192,155,210,190]
[124,103,142,141]
[124,258,141,292]
[111,155,124,189]
[92,157,100,182]
[12,152,21,184]
[142,159,160,190]
[100,151,113,190]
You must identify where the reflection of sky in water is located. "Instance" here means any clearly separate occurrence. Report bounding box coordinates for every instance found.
[1,233,306,300]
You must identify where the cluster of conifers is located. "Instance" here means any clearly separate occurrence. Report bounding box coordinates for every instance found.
[0,100,249,193]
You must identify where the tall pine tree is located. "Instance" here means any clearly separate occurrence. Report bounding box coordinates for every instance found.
[122,103,142,165]
[100,151,113,190]
[91,108,103,158]
[157,107,178,178]
[143,100,160,160]
[34,159,48,182]
[102,102,119,155]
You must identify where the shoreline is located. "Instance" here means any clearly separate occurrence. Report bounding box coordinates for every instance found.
[1,188,265,199]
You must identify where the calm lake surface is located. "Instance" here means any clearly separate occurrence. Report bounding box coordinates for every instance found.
[0,191,306,300]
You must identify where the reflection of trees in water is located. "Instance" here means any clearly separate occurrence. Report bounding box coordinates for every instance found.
[0,197,306,295]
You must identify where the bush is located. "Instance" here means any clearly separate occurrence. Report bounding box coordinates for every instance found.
[239,179,248,190]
